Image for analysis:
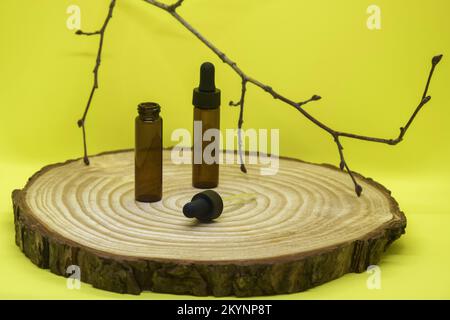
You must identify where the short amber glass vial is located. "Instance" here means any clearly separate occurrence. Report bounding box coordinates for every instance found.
[135,102,162,202]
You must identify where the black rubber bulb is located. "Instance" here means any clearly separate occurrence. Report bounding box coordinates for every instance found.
[183,190,223,222]
[198,62,216,92]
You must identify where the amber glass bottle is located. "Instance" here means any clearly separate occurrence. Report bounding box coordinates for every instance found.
[192,62,221,189]
[135,102,162,202]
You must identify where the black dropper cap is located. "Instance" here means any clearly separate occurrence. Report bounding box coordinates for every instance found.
[192,62,221,109]
[183,190,224,222]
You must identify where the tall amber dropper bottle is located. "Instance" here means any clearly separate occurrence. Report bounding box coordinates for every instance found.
[135,102,163,202]
[192,62,221,189]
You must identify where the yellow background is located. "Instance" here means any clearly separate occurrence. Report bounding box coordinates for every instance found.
[0,0,449,299]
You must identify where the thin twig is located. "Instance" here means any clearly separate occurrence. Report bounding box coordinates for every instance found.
[78,0,443,196]
[76,0,116,165]
[334,136,362,196]
[76,30,101,36]
[230,79,248,172]
[298,95,322,107]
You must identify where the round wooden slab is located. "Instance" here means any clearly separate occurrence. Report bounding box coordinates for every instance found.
[12,149,406,296]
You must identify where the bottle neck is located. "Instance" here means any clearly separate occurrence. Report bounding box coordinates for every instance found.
[138,102,161,121]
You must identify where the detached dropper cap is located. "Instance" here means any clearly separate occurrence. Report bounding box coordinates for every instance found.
[183,190,224,222]
[192,62,221,109]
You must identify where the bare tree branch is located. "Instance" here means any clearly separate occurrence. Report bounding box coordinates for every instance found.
[77,0,443,196]
[76,0,116,165]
